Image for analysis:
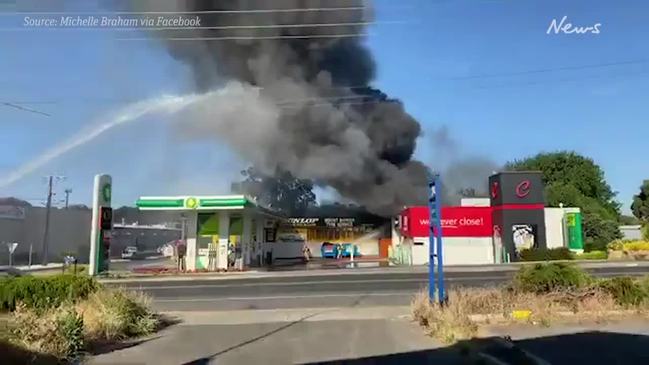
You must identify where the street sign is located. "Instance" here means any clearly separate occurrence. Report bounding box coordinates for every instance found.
[7,242,18,254]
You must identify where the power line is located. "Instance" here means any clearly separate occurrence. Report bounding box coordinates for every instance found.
[275,94,373,105]
[1,102,51,117]
[117,33,369,41]
[471,69,649,90]
[5,6,368,15]
[0,86,377,105]
[0,101,57,105]
[0,20,409,32]
[447,59,649,80]
[280,99,399,110]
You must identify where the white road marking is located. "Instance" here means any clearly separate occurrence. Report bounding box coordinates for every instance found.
[160,305,413,325]
[133,275,508,290]
[154,291,415,302]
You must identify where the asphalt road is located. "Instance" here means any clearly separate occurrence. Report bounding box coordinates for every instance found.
[110,265,649,311]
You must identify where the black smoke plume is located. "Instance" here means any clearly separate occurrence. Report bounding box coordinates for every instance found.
[127,0,429,215]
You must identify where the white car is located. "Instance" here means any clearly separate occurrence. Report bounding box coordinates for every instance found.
[278,233,305,243]
[121,246,138,259]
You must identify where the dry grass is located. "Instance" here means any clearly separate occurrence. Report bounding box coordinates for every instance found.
[75,288,159,342]
[3,288,160,361]
[412,290,477,343]
[9,303,84,359]
[411,286,640,344]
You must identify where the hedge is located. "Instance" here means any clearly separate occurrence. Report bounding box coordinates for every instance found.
[574,250,608,260]
[519,247,573,261]
[0,275,99,311]
[512,263,591,294]
[598,277,649,307]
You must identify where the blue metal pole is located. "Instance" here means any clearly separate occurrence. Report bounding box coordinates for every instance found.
[434,174,446,305]
[427,174,437,303]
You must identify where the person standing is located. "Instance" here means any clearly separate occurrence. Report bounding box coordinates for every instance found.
[302,243,311,262]
[176,240,187,272]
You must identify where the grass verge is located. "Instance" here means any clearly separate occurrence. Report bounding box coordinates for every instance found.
[76,289,159,342]
[412,264,649,344]
[1,275,161,363]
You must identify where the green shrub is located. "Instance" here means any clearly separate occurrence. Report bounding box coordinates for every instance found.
[0,275,99,311]
[639,275,649,295]
[607,239,624,251]
[622,240,649,251]
[57,309,85,358]
[513,263,591,294]
[519,247,574,261]
[574,250,608,260]
[598,277,648,307]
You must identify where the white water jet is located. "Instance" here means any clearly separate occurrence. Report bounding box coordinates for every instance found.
[0,91,217,189]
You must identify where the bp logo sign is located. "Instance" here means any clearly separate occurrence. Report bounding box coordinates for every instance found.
[185,197,198,209]
[101,183,112,203]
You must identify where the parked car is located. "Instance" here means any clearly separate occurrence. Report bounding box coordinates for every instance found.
[320,242,338,258]
[121,246,138,259]
[278,233,305,243]
[339,243,360,258]
[157,242,176,257]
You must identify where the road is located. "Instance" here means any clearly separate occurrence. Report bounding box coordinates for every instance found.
[92,264,649,364]
[110,264,649,311]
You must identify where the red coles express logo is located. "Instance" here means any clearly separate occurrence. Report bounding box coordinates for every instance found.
[515,180,531,198]
[491,181,499,199]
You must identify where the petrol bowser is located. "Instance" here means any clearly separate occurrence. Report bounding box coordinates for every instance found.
[98,206,112,272]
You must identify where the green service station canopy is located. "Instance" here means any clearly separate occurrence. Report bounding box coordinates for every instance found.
[136,195,283,271]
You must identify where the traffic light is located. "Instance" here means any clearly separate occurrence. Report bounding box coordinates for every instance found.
[100,207,112,230]
[98,207,113,272]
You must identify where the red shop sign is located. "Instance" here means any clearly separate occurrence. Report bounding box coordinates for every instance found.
[400,206,493,238]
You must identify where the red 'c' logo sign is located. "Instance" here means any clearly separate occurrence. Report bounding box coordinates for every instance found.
[491,181,499,199]
[515,180,531,198]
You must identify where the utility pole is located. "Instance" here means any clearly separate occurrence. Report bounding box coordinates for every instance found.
[64,188,72,209]
[41,175,65,265]
[42,176,53,265]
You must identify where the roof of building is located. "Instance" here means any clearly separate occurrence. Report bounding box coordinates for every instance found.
[135,194,284,218]
[0,197,32,207]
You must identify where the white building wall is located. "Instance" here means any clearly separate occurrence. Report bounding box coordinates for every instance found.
[460,198,491,207]
[620,225,642,240]
[266,241,304,259]
[0,207,92,264]
[185,211,198,271]
[409,236,494,266]
[544,208,566,249]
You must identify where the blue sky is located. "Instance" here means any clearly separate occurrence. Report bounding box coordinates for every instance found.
[0,0,647,212]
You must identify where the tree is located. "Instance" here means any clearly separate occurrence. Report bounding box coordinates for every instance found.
[620,215,640,225]
[506,151,620,217]
[67,204,90,210]
[235,167,316,216]
[506,151,621,249]
[582,212,622,251]
[631,180,649,222]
